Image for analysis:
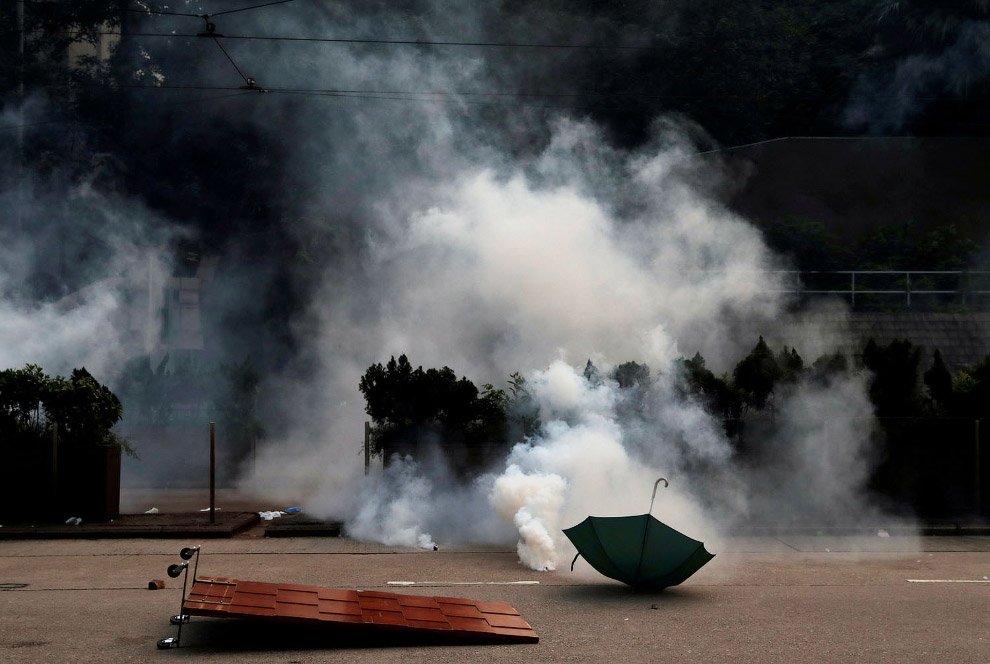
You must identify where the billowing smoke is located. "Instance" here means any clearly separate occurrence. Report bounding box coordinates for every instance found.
[0,97,172,381]
[845,18,990,133]
[256,112,896,566]
[3,2,905,563]
[490,360,719,570]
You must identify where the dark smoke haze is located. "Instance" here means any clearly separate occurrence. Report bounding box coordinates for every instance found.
[3,0,952,562]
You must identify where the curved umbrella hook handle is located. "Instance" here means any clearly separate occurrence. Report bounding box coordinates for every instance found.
[648,477,669,516]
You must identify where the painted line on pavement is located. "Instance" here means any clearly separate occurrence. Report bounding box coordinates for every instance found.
[906,579,990,583]
[387,580,540,586]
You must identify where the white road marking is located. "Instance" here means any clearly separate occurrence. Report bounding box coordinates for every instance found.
[906,579,990,583]
[387,581,540,586]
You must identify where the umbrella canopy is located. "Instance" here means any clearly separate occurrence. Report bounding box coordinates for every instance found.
[562,478,714,589]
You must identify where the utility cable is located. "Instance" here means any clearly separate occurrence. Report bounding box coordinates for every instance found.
[211,36,250,85]
[19,0,298,20]
[0,92,256,132]
[68,81,990,103]
[37,29,669,51]
[208,0,297,18]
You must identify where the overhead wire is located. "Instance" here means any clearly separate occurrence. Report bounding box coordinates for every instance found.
[18,0,298,20]
[14,4,990,113]
[67,81,990,103]
[207,0,298,18]
[0,91,258,132]
[210,35,250,85]
[33,29,704,51]
[91,30,663,51]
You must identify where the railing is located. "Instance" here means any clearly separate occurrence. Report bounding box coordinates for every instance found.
[768,271,990,308]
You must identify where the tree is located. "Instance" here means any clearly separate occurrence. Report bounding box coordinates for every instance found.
[358,355,508,458]
[677,352,743,423]
[760,216,851,271]
[733,337,781,411]
[582,359,602,386]
[809,351,849,385]
[950,354,990,418]
[611,361,651,389]
[923,348,953,413]
[215,357,266,468]
[862,338,922,416]
[0,364,129,454]
[505,371,540,441]
[776,346,805,383]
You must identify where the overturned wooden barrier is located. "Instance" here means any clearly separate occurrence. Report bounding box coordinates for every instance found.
[157,546,538,649]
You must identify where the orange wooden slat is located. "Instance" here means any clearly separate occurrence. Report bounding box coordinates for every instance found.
[183,576,538,643]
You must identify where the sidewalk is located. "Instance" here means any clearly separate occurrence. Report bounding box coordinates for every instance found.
[0,488,340,539]
[0,486,985,540]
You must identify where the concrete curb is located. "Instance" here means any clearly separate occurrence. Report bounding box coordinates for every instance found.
[0,511,260,540]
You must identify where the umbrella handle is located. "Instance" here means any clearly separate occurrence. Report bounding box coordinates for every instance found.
[570,552,581,572]
[648,477,668,515]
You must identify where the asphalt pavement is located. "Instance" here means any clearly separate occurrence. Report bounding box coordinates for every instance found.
[1,534,988,663]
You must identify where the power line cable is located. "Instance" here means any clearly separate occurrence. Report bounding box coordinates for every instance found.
[18,0,297,19]
[208,0,297,18]
[0,91,257,132]
[18,27,837,52]
[70,81,990,103]
[38,29,672,51]
[210,35,250,85]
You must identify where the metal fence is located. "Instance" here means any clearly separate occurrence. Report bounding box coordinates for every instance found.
[770,270,990,309]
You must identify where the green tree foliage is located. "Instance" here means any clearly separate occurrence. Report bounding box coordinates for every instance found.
[948,355,990,418]
[0,364,130,454]
[0,363,48,430]
[776,346,805,383]
[862,338,922,416]
[677,353,743,422]
[762,218,984,276]
[922,348,953,412]
[215,357,266,463]
[809,351,849,385]
[359,355,508,455]
[857,222,980,271]
[760,217,851,270]
[582,359,602,386]
[611,361,651,389]
[506,371,540,441]
[733,336,781,410]
[874,0,990,55]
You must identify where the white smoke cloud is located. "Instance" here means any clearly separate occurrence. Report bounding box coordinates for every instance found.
[844,20,990,133]
[490,361,722,570]
[0,159,172,382]
[204,4,901,562]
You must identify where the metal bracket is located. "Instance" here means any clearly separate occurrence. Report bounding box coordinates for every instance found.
[158,544,202,649]
[196,15,224,38]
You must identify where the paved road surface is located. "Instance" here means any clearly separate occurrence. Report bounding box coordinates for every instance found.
[1,535,988,663]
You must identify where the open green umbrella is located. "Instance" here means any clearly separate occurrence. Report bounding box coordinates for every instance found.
[562,478,714,590]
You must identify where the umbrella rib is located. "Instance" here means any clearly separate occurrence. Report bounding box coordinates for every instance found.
[634,514,651,586]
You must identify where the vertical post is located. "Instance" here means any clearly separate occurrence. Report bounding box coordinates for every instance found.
[251,431,257,474]
[209,422,216,525]
[976,419,982,518]
[16,0,25,237]
[851,272,856,309]
[906,272,911,308]
[364,421,371,476]
[51,423,58,515]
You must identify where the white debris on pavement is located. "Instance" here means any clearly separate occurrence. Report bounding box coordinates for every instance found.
[259,511,284,520]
